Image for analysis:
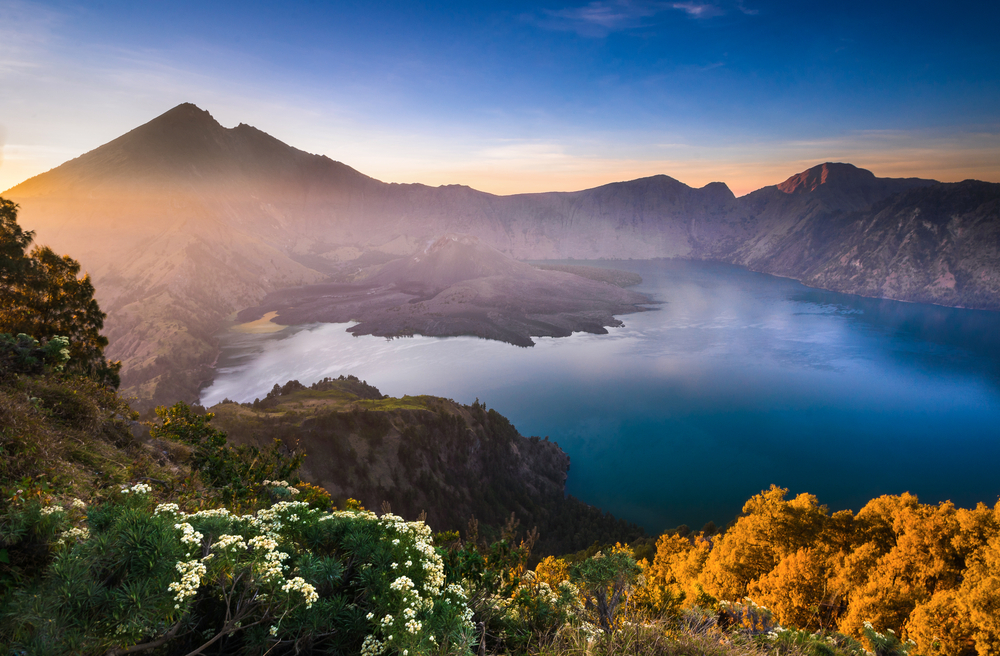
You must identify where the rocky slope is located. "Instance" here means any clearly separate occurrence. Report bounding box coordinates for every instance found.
[238,233,652,346]
[5,103,998,405]
[738,180,1000,309]
[209,377,644,554]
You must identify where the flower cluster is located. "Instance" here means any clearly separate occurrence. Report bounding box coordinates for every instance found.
[56,526,90,545]
[40,505,63,516]
[168,559,206,606]
[248,500,314,536]
[71,498,87,509]
[212,534,248,552]
[376,514,446,597]
[120,483,152,495]
[249,535,289,581]
[263,479,300,495]
[175,523,204,550]
[155,503,180,515]
[153,499,472,652]
[281,576,318,608]
[361,634,387,656]
[766,626,788,640]
[188,507,232,520]
[390,576,415,593]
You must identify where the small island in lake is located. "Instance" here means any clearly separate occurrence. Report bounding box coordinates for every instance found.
[236,234,653,346]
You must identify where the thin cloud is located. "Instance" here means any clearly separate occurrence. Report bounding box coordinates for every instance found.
[670,3,724,18]
[531,1,666,36]
[526,0,729,37]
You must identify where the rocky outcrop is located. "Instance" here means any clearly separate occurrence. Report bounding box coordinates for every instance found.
[209,377,644,554]
[737,180,1000,309]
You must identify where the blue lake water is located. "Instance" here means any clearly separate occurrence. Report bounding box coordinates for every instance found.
[201,260,1000,533]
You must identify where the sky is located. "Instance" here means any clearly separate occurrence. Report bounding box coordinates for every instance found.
[2,0,998,196]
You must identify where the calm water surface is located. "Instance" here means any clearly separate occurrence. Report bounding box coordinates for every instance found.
[201,260,1000,532]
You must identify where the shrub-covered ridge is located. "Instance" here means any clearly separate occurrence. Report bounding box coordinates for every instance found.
[210,377,644,556]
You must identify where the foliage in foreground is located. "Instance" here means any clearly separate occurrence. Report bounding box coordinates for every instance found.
[0,198,120,387]
[1,486,474,655]
[5,382,1000,656]
[632,485,999,656]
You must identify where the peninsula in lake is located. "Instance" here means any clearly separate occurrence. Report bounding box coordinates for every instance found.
[238,234,650,346]
[5,103,999,406]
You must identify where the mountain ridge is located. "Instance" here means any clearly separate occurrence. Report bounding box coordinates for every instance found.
[5,102,998,407]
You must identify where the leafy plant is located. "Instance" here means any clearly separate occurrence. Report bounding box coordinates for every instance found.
[0,485,475,655]
[150,402,303,507]
[570,544,642,633]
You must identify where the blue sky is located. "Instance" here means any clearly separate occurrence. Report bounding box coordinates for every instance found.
[2,0,998,195]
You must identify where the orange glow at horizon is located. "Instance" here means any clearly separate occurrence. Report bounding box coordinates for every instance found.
[371,157,1000,198]
[4,140,999,199]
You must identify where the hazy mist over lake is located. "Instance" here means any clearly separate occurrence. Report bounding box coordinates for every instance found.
[202,260,1000,531]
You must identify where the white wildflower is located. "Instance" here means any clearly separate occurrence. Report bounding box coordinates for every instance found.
[167,560,206,603]
[281,576,319,608]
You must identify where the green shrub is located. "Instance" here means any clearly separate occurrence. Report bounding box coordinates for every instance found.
[0,333,70,378]
[570,545,642,633]
[150,402,304,508]
[0,485,475,655]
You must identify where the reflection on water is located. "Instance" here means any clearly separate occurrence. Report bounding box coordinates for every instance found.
[201,260,1000,532]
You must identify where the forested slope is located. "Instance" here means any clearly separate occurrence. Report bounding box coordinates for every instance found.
[210,377,644,556]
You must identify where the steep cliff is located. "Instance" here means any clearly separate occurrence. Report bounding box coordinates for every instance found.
[739,180,1000,309]
[208,377,644,555]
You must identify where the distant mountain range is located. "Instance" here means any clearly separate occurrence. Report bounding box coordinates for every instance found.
[5,103,999,407]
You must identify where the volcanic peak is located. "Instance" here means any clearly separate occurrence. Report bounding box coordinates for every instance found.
[777,162,876,195]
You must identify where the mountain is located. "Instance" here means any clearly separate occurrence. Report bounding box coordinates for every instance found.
[238,233,652,346]
[702,162,937,264]
[743,180,1000,309]
[5,103,998,406]
[369,233,531,293]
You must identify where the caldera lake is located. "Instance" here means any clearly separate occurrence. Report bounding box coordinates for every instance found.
[200,259,1000,533]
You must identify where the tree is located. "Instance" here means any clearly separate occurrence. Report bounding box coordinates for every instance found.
[700,485,828,601]
[748,547,827,629]
[0,197,33,282]
[0,197,119,386]
[839,498,965,638]
[641,532,694,615]
[570,544,641,632]
[906,590,976,656]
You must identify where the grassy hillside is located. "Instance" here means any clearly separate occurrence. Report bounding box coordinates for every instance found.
[0,372,175,501]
